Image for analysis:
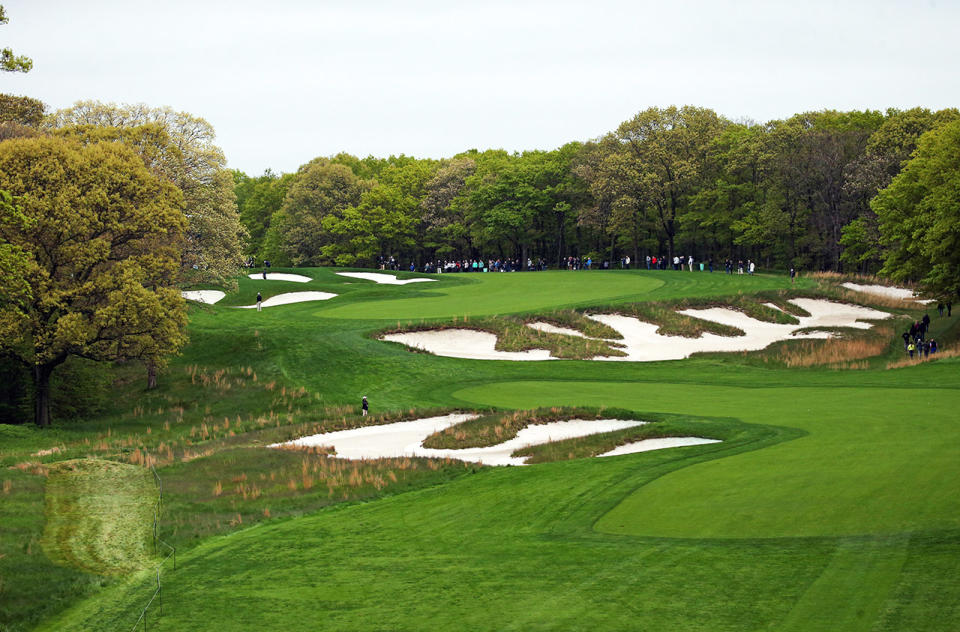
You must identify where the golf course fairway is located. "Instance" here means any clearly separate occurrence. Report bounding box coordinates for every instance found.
[7,268,958,632]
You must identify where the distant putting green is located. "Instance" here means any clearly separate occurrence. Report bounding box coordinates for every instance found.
[316,270,663,319]
[454,379,960,538]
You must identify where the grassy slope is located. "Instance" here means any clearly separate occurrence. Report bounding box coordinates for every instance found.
[8,267,960,631]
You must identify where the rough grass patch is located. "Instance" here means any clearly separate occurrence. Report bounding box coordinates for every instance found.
[41,459,154,575]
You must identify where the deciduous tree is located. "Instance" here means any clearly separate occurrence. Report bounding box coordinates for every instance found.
[48,102,247,286]
[267,159,369,266]
[611,106,729,261]
[874,120,960,301]
[0,137,187,426]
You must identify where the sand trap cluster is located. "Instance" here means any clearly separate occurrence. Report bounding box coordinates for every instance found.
[842,282,931,303]
[274,413,718,466]
[236,291,337,308]
[181,290,226,304]
[382,299,890,362]
[248,273,312,283]
[337,272,436,285]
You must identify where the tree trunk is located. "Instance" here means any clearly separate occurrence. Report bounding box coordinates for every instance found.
[33,363,54,427]
[147,361,158,390]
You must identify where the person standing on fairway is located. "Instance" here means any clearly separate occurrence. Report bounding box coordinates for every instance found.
[362,396,368,416]
[256,291,262,312]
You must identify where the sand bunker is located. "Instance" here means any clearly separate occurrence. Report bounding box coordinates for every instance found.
[181,290,225,304]
[382,329,554,361]
[528,322,590,338]
[842,282,931,303]
[337,272,436,285]
[236,291,337,308]
[248,273,312,283]
[598,437,721,457]
[275,414,674,466]
[384,299,891,362]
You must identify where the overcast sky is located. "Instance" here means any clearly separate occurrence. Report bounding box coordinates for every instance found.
[3,0,958,174]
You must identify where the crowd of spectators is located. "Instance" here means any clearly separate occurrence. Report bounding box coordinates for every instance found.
[902,313,943,359]
[376,254,771,275]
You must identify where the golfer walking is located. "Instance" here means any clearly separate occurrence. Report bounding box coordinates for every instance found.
[361,396,369,416]
[256,292,262,312]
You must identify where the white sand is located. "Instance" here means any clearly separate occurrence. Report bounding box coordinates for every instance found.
[527,322,591,338]
[588,298,889,361]
[598,437,721,457]
[248,273,312,283]
[383,299,891,362]
[275,415,649,466]
[591,298,891,360]
[841,282,930,302]
[236,291,337,308]
[337,272,436,285]
[382,329,554,361]
[181,290,225,304]
[276,413,478,457]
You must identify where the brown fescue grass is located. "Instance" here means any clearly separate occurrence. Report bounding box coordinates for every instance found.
[11,461,49,476]
[777,327,893,367]
[836,288,918,312]
[808,271,927,311]
[886,347,960,369]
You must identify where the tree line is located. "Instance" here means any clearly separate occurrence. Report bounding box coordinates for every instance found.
[235,105,960,300]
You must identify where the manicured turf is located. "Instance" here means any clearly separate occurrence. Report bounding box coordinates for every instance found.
[455,380,960,538]
[312,269,805,319]
[5,267,959,632]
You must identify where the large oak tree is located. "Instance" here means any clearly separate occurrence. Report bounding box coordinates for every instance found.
[0,137,187,426]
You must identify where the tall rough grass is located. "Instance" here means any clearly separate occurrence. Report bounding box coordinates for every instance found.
[886,347,960,369]
[777,327,893,368]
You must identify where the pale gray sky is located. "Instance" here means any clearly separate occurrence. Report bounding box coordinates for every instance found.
[3,0,958,175]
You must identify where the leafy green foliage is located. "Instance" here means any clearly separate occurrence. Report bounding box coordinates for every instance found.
[48,102,247,287]
[0,94,44,126]
[266,159,369,266]
[874,120,960,300]
[0,136,188,425]
[0,6,31,73]
[233,169,293,260]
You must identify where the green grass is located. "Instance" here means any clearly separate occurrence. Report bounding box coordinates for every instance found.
[4,267,959,632]
[455,380,960,538]
[41,459,154,575]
